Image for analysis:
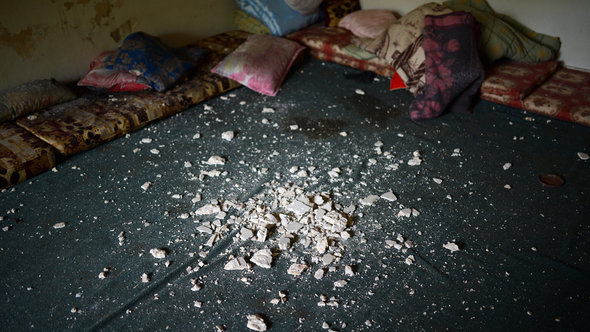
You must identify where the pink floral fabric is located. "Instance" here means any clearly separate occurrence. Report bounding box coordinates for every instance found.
[410,12,484,120]
[212,34,305,96]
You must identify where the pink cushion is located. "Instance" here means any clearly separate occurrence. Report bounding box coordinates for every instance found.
[77,51,152,92]
[211,34,305,96]
[338,9,398,39]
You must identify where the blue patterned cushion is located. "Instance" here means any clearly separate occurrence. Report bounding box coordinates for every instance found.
[236,0,322,36]
[104,32,197,92]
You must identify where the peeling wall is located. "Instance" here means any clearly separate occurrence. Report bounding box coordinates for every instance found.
[0,0,238,90]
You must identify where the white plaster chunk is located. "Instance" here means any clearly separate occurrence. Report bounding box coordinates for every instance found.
[240,227,254,241]
[503,162,512,170]
[578,152,589,160]
[197,225,213,234]
[141,273,150,283]
[322,253,336,265]
[404,255,415,265]
[221,131,235,141]
[340,231,351,240]
[141,182,152,191]
[256,228,268,242]
[443,242,460,252]
[141,138,152,144]
[53,222,67,229]
[433,178,443,184]
[246,314,267,331]
[286,199,312,216]
[203,156,226,165]
[149,248,168,259]
[397,208,412,218]
[360,195,380,206]
[380,191,397,202]
[150,149,160,155]
[355,89,365,95]
[278,236,291,250]
[290,124,299,130]
[261,107,275,113]
[250,249,273,268]
[286,221,304,233]
[334,280,348,288]
[195,204,221,215]
[344,265,355,276]
[224,257,250,271]
[314,268,325,280]
[287,263,308,276]
[316,237,329,254]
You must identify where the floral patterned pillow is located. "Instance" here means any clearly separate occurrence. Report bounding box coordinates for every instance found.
[211,35,305,96]
[104,32,197,92]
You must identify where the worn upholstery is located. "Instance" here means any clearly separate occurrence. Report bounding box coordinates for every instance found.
[0,122,56,189]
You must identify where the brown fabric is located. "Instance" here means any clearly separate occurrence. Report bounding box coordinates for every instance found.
[17,31,249,156]
[0,79,77,124]
[0,122,56,189]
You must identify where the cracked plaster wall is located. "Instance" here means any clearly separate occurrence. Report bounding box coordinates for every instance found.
[0,0,238,90]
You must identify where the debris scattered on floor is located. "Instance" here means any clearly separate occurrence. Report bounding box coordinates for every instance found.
[578,152,589,160]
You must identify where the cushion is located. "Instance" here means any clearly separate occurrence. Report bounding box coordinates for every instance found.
[77,51,152,92]
[233,10,271,35]
[285,0,323,15]
[323,0,361,27]
[355,3,452,95]
[0,79,77,124]
[522,68,590,127]
[338,9,398,39]
[104,32,197,92]
[0,122,56,189]
[287,25,395,78]
[212,34,305,96]
[235,0,322,36]
[444,0,561,64]
[480,59,558,101]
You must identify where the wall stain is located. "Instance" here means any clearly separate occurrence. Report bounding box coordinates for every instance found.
[110,18,136,43]
[92,0,122,27]
[0,24,49,58]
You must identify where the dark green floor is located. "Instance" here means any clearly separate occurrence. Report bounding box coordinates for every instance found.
[1,58,589,331]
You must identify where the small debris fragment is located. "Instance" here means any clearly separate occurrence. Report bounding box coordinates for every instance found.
[432,178,443,184]
[250,249,273,269]
[261,107,275,113]
[246,314,267,331]
[334,280,348,288]
[141,273,150,283]
[408,151,422,166]
[221,131,235,141]
[404,255,415,265]
[287,263,308,276]
[380,191,397,202]
[203,156,226,165]
[443,242,460,252]
[141,182,152,191]
[149,248,168,259]
[314,269,325,280]
[577,152,589,160]
[355,89,365,95]
[52,222,67,229]
[503,162,512,170]
[224,257,251,271]
[360,195,379,206]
